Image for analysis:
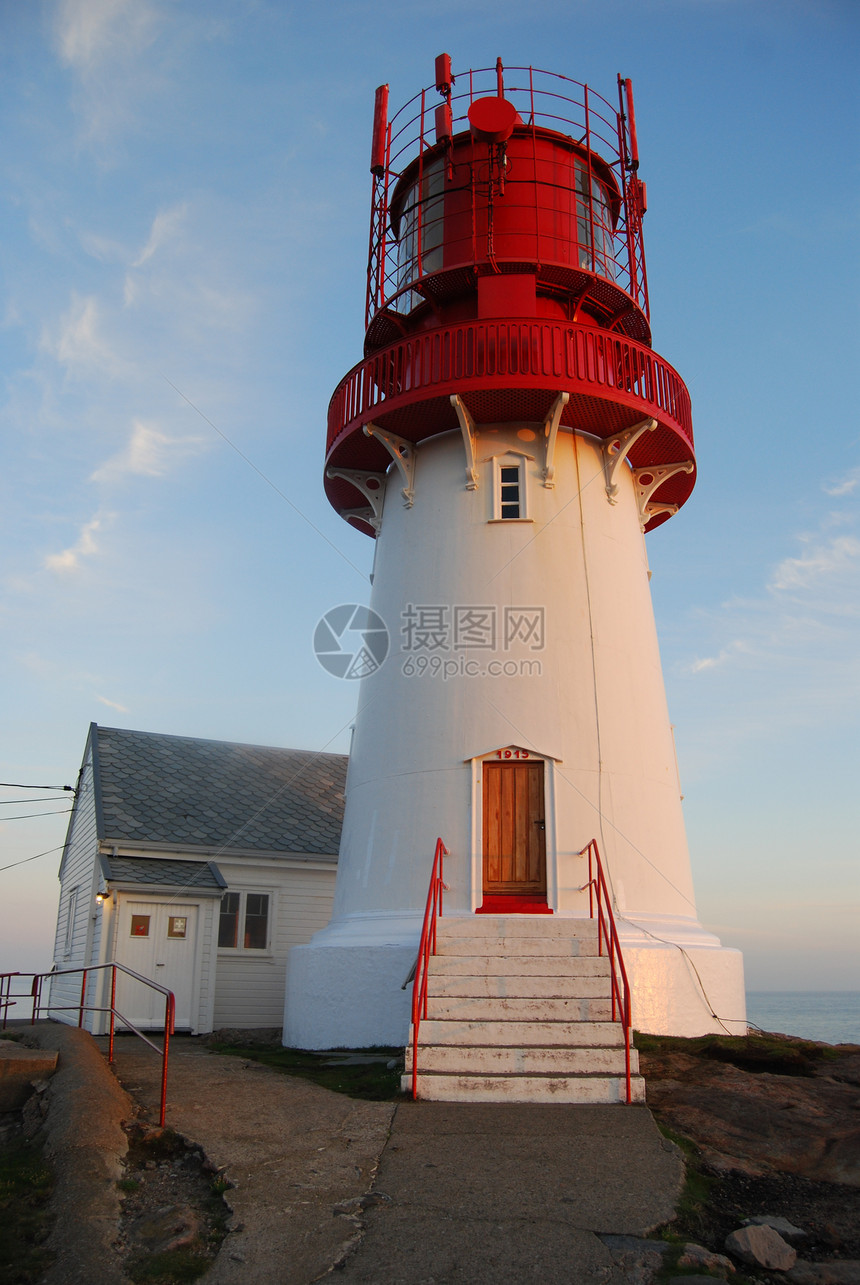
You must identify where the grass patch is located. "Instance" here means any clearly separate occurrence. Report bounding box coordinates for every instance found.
[125,1248,212,1283]
[634,1031,838,1077]
[208,1044,405,1100]
[650,1122,759,1285]
[0,1137,55,1283]
[653,1122,715,1245]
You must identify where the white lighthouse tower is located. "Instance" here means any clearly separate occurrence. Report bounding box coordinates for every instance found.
[284,59,745,1059]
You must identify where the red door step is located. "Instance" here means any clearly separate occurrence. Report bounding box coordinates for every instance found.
[476,895,553,915]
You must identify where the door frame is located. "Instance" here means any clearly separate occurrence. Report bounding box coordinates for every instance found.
[98,892,213,1034]
[468,745,559,912]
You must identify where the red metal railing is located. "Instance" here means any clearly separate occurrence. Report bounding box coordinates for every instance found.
[327,318,693,460]
[1,964,175,1128]
[409,837,448,1100]
[580,839,633,1103]
[366,64,647,327]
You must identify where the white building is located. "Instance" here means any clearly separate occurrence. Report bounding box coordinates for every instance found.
[52,724,345,1033]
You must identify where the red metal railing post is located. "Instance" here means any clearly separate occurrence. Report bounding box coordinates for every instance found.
[159,992,173,1128]
[411,838,448,1099]
[78,970,88,1028]
[108,965,117,1063]
[1,974,9,1029]
[584,837,633,1104]
[586,842,593,925]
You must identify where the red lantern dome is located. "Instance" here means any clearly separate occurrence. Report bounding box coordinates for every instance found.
[325,60,694,537]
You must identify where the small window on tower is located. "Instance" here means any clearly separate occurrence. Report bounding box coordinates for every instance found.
[499,465,521,519]
[491,455,530,522]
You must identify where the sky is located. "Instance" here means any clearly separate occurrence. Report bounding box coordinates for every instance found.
[1,0,857,995]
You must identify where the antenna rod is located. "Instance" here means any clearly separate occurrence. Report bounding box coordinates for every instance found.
[623,78,640,171]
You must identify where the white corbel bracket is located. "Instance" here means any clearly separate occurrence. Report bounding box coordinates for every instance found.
[450,394,479,490]
[542,391,569,488]
[326,467,387,529]
[364,423,416,507]
[643,503,679,527]
[339,505,381,533]
[632,460,695,532]
[602,417,657,504]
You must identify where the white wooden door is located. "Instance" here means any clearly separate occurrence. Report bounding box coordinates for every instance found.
[115,900,198,1030]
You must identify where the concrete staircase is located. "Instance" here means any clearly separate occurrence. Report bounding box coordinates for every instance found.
[404,915,645,1103]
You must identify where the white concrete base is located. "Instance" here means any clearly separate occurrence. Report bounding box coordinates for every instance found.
[283,912,747,1049]
[283,939,416,1049]
[619,919,747,1036]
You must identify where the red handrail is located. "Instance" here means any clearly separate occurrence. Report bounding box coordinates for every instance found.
[327,318,694,457]
[580,839,633,1103]
[1,964,175,1127]
[409,837,448,1100]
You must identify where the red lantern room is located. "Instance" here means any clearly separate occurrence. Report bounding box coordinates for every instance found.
[325,59,695,538]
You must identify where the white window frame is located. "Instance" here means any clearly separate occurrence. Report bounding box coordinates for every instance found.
[64,887,78,958]
[216,888,274,954]
[489,451,533,522]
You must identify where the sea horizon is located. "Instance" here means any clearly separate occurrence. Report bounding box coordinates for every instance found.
[745,990,859,1046]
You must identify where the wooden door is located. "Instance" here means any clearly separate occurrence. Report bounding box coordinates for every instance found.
[483,761,546,895]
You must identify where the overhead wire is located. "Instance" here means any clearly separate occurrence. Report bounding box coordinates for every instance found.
[0,798,74,806]
[0,782,74,792]
[0,845,67,874]
[0,810,73,821]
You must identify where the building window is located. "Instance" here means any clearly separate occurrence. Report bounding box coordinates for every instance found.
[491,454,531,521]
[395,156,445,311]
[218,892,270,951]
[500,464,522,518]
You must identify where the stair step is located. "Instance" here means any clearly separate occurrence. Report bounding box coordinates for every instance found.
[425,996,612,1022]
[438,916,598,939]
[416,1019,626,1047]
[431,955,611,978]
[427,974,610,1000]
[436,936,601,958]
[401,1072,646,1104]
[405,1044,638,1077]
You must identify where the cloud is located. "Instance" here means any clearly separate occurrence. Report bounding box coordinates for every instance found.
[46,294,125,378]
[131,204,187,268]
[53,0,163,151]
[691,648,732,673]
[90,420,207,483]
[55,0,159,75]
[769,534,860,594]
[96,695,128,713]
[44,514,112,574]
[823,469,859,498]
[683,503,858,750]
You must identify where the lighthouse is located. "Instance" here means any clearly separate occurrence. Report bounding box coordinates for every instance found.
[284,58,745,1054]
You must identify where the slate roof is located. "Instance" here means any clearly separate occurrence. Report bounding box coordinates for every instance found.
[99,854,226,891]
[93,726,347,857]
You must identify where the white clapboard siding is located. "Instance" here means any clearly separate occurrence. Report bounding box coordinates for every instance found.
[212,864,336,1028]
[50,748,100,1023]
